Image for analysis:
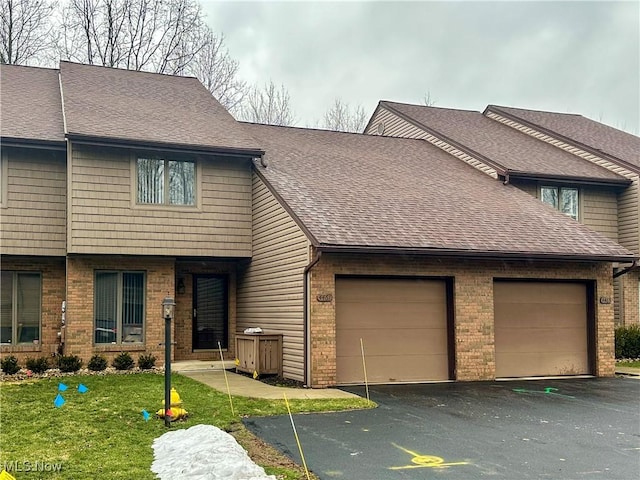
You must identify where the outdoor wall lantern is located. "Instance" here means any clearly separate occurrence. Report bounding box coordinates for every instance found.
[162,296,175,427]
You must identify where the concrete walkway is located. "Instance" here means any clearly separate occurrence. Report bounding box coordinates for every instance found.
[615,365,640,377]
[173,361,359,400]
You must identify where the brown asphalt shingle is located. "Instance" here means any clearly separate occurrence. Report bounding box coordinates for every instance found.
[244,122,634,261]
[488,105,640,170]
[382,101,625,181]
[59,61,262,154]
[1,64,64,143]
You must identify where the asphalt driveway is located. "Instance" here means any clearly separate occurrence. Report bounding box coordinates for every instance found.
[244,378,640,479]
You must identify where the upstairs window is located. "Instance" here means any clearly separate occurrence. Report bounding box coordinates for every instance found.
[137,157,195,205]
[1,272,41,345]
[541,186,579,220]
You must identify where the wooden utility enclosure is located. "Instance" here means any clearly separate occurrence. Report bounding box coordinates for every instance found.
[235,333,283,377]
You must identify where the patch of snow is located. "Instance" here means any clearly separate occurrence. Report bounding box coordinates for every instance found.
[151,424,277,480]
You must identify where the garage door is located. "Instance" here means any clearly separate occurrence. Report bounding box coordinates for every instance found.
[494,282,591,378]
[335,277,450,385]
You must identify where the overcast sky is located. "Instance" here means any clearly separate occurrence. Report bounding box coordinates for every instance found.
[203,0,639,134]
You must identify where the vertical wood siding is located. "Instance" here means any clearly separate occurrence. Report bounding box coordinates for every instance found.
[486,111,639,254]
[365,107,499,179]
[1,148,66,255]
[236,174,310,381]
[68,144,252,256]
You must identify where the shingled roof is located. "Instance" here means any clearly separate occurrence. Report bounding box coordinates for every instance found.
[0,64,65,145]
[380,101,627,184]
[59,61,262,155]
[244,123,634,262]
[487,105,640,171]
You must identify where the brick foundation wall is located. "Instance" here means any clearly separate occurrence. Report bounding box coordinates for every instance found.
[308,252,614,388]
[0,256,66,363]
[174,262,238,361]
[65,255,175,366]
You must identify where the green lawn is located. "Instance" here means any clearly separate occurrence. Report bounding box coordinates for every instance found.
[0,373,370,479]
[616,360,640,368]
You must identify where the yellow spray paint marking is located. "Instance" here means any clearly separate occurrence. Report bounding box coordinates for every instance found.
[389,443,469,470]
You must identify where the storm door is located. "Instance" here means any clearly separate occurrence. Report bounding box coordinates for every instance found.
[193,275,228,350]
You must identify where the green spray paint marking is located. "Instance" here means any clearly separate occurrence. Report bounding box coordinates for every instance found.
[513,387,575,398]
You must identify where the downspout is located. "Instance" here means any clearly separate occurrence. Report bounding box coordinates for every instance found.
[303,249,322,387]
[613,261,637,279]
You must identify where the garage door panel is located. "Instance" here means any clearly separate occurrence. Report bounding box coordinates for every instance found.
[336,278,450,384]
[336,353,450,384]
[493,305,586,329]
[336,304,447,329]
[494,281,590,378]
[496,352,589,377]
[337,279,446,303]
[337,328,448,357]
[494,283,586,303]
[495,327,587,353]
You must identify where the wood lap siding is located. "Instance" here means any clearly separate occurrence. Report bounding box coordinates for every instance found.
[365,107,499,179]
[1,149,66,255]
[237,174,310,381]
[582,188,619,242]
[68,144,252,256]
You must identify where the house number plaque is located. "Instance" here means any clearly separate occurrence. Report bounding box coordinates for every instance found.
[599,296,611,304]
[316,294,333,303]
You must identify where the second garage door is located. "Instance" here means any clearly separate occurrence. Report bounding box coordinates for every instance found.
[335,277,451,385]
[494,281,591,378]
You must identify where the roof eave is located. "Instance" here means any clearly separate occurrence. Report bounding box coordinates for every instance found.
[0,136,66,150]
[315,244,636,263]
[485,106,640,174]
[381,102,508,176]
[505,171,632,187]
[66,133,265,158]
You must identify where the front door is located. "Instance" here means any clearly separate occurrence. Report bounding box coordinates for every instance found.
[193,275,228,350]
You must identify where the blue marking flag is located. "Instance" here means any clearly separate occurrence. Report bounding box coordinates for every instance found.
[77,384,88,393]
[58,383,68,392]
[142,410,150,422]
[54,394,65,408]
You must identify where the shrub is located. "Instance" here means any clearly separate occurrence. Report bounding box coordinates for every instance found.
[25,356,50,374]
[57,355,83,373]
[112,352,134,370]
[1,356,20,375]
[615,324,640,359]
[137,354,156,370]
[87,354,108,372]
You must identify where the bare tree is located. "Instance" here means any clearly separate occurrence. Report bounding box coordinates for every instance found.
[58,0,206,74]
[422,91,436,107]
[238,80,295,126]
[186,29,246,113]
[0,0,56,65]
[322,98,367,133]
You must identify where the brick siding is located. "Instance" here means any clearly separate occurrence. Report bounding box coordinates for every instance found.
[0,256,66,363]
[65,255,175,366]
[308,251,614,388]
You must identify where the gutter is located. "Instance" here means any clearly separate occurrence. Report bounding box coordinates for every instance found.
[505,170,631,188]
[315,244,636,264]
[66,133,265,159]
[303,249,322,387]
